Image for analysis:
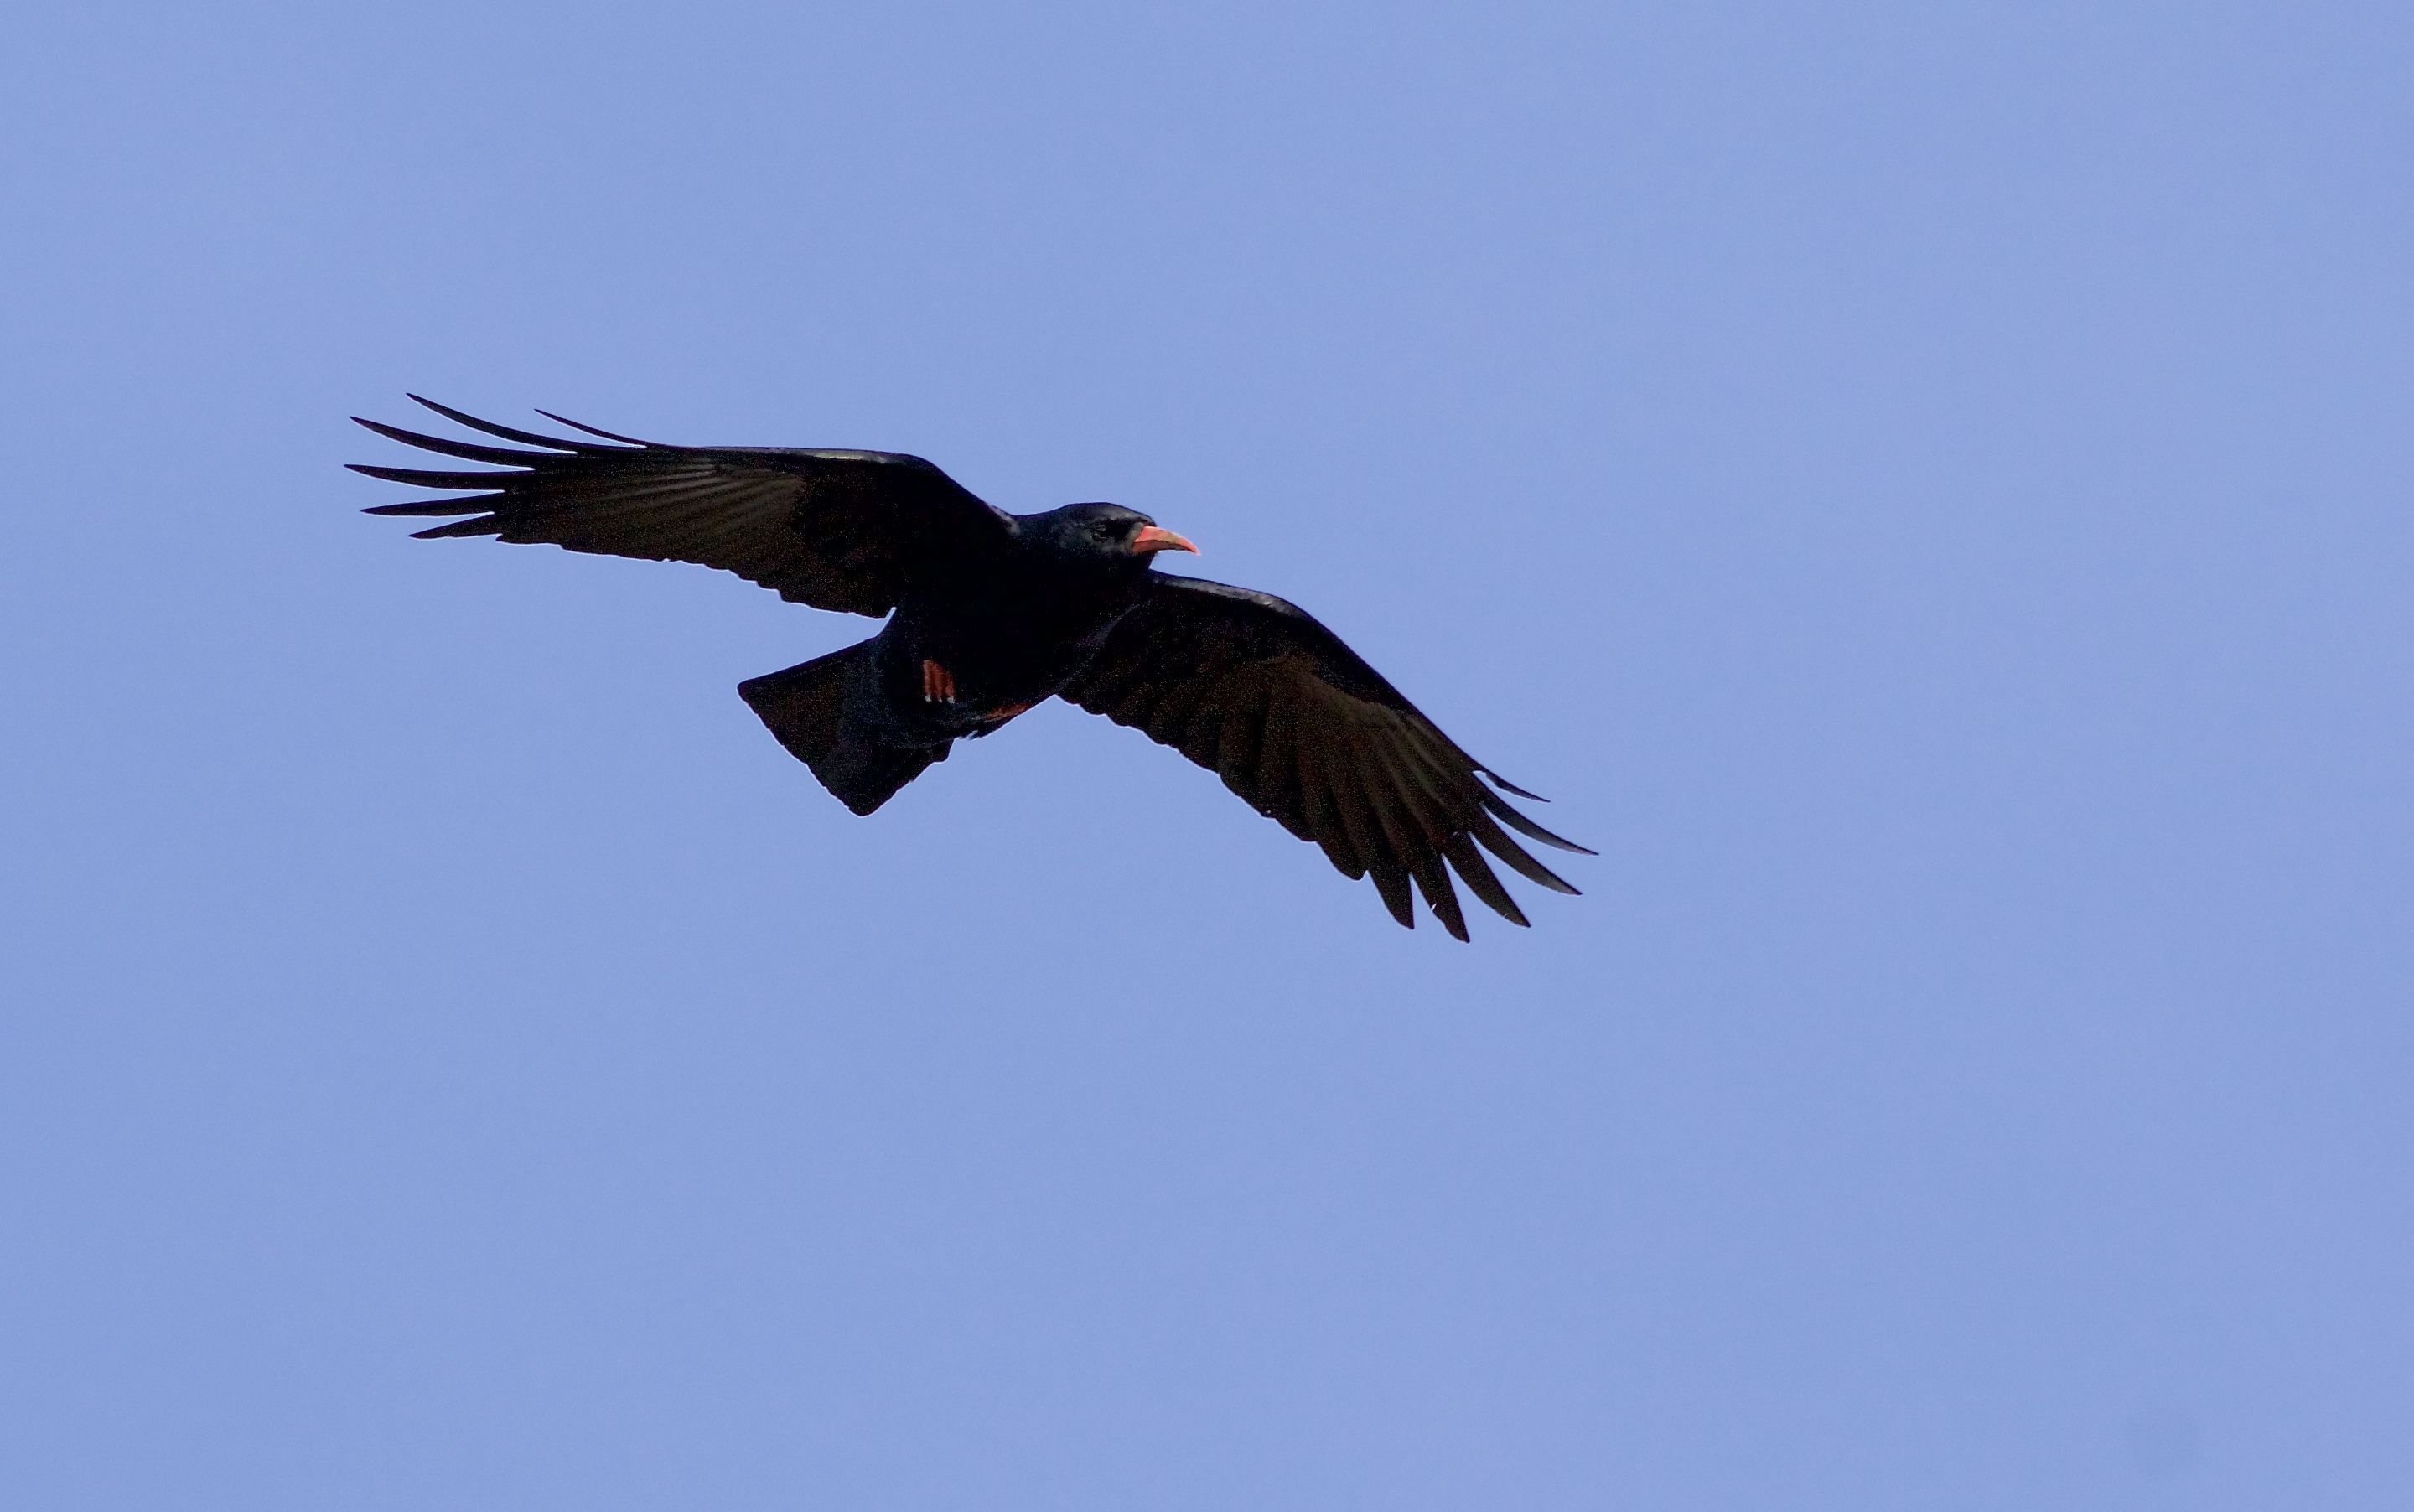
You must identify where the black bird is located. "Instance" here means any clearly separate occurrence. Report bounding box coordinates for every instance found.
[351,398,1589,938]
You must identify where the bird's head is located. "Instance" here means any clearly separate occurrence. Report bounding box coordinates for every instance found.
[1025,503,1198,569]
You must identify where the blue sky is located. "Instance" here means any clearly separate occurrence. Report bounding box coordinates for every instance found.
[3,3,2410,1506]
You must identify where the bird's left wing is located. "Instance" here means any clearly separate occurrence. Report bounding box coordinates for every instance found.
[1060,574,1590,939]
[350,397,1016,616]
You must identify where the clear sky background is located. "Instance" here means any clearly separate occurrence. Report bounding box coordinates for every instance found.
[3,3,2409,1507]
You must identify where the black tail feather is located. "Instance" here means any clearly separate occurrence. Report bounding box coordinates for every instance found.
[738,640,945,816]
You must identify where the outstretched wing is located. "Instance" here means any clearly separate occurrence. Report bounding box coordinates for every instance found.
[350,396,1016,616]
[1061,574,1591,940]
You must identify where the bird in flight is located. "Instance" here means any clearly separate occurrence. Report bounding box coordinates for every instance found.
[352,398,1588,938]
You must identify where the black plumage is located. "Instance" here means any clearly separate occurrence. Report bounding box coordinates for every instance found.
[353,398,1589,937]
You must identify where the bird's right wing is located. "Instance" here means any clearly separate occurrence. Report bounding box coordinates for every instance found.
[350,397,1017,616]
[1061,574,1591,939]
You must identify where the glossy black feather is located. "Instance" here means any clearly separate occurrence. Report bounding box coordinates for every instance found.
[1059,575,1591,933]
[410,394,633,453]
[350,404,1013,616]
[355,402,1587,936]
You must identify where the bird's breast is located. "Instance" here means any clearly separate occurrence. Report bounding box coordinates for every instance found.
[876,579,1138,736]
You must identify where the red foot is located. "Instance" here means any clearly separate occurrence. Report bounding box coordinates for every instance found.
[921,659,957,703]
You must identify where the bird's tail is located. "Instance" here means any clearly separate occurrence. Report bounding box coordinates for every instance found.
[737,639,948,816]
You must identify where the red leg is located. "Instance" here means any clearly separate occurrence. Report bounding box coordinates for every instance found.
[921,659,956,703]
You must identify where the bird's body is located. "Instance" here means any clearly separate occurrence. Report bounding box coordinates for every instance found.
[353,399,1588,937]
[741,503,1182,811]
[875,510,1161,740]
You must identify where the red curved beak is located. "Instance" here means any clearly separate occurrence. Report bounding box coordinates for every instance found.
[1132,525,1199,557]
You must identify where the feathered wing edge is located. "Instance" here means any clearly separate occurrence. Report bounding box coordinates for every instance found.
[347,397,1017,616]
[1064,576,1592,940]
[350,396,685,534]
